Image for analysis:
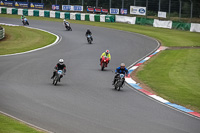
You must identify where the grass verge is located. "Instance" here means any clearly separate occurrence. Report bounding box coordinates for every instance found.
[0,113,43,133]
[0,25,56,55]
[137,49,200,112]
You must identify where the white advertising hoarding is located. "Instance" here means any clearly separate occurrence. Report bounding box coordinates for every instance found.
[130,6,146,15]
[158,11,167,18]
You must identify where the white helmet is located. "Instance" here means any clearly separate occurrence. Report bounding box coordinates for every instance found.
[63,19,66,22]
[120,63,125,67]
[59,59,64,63]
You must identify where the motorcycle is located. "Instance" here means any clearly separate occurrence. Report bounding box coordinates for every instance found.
[87,34,92,44]
[114,74,125,91]
[52,70,63,85]
[100,56,109,71]
[65,23,72,31]
[22,18,29,25]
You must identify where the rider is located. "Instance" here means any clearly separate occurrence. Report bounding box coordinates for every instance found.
[51,59,66,81]
[112,63,128,85]
[21,15,25,22]
[85,28,93,41]
[63,19,70,27]
[100,50,111,64]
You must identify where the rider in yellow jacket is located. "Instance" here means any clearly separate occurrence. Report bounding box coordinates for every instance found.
[100,50,111,64]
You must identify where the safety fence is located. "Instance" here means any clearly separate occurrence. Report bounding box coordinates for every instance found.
[0,28,5,40]
[0,7,200,33]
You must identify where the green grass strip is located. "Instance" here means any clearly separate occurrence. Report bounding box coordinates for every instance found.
[0,113,43,133]
[137,49,200,112]
[0,25,56,55]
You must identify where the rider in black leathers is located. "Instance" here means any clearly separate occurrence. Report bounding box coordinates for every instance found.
[51,59,66,82]
[85,29,93,41]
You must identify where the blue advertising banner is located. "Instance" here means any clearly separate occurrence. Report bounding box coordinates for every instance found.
[110,8,119,14]
[15,2,29,8]
[3,1,14,7]
[52,5,59,10]
[74,5,83,11]
[30,2,44,9]
[0,1,5,6]
[120,8,128,15]
[62,5,72,11]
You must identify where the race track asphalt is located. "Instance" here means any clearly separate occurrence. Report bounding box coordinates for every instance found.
[0,17,200,133]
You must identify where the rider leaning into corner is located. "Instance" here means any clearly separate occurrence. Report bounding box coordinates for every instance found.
[63,19,70,27]
[51,59,66,82]
[113,63,129,85]
[85,28,93,41]
[100,50,111,64]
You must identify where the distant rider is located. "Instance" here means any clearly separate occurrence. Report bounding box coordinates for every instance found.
[51,59,66,82]
[100,50,111,64]
[112,63,128,85]
[21,15,25,22]
[63,19,70,27]
[85,28,93,41]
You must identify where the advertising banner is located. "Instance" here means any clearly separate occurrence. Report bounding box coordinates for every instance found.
[94,8,101,13]
[102,9,108,14]
[87,7,94,12]
[30,3,44,9]
[4,1,14,7]
[52,5,59,10]
[110,8,119,14]
[158,11,166,18]
[0,1,5,6]
[74,5,83,11]
[62,5,73,11]
[120,8,127,15]
[15,2,29,8]
[130,6,146,15]
[62,5,82,11]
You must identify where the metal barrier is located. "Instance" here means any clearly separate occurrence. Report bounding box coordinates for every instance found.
[0,28,5,40]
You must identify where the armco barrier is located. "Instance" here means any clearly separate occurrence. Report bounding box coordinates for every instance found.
[0,28,5,40]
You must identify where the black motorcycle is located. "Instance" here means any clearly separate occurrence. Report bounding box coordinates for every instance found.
[22,18,29,25]
[87,34,92,44]
[114,74,125,91]
[52,70,63,85]
[65,23,72,31]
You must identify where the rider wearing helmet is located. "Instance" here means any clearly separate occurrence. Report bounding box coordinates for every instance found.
[100,50,111,64]
[85,28,93,41]
[112,63,128,85]
[21,15,25,22]
[63,19,70,27]
[51,59,66,81]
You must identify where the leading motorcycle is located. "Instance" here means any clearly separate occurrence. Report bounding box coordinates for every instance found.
[52,70,63,85]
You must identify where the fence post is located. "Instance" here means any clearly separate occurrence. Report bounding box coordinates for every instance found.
[159,0,161,11]
[82,0,84,6]
[189,0,193,20]
[96,0,98,7]
[146,0,148,18]
[179,0,182,20]
[109,0,111,9]
[122,0,124,9]
[169,0,171,19]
